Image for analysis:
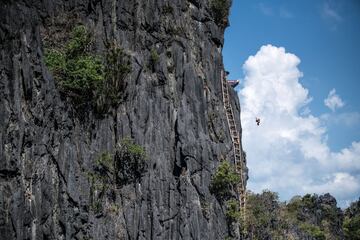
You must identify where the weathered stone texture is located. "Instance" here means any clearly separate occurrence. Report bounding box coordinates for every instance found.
[0,1,246,239]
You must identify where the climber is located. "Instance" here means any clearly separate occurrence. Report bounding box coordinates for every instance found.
[255,117,260,126]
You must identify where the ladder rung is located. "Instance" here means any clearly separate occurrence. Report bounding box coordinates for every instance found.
[222,72,247,216]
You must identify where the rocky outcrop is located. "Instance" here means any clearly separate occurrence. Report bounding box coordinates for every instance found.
[0,0,246,239]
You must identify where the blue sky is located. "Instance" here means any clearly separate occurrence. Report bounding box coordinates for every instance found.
[223,0,360,207]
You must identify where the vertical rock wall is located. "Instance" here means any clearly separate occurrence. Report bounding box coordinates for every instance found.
[0,0,246,239]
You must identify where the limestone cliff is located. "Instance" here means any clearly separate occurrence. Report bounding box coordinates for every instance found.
[0,0,247,239]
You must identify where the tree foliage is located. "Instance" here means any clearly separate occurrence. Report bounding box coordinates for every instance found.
[343,199,360,239]
[211,0,232,27]
[209,161,239,200]
[45,25,104,97]
[225,199,241,223]
[115,137,147,186]
[44,25,131,113]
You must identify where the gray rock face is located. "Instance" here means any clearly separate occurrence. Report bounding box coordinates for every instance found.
[0,0,246,239]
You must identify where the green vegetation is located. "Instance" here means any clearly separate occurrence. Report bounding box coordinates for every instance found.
[343,200,360,240]
[115,137,147,185]
[44,25,131,113]
[242,191,352,239]
[211,0,232,27]
[120,137,147,160]
[245,190,285,239]
[65,25,92,57]
[343,215,360,239]
[91,199,103,214]
[45,25,104,98]
[87,138,147,214]
[225,199,241,223]
[210,161,239,200]
[149,48,160,72]
[299,223,326,240]
[107,203,120,214]
[100,43,132,110]
[88,152,115,214]
[44,49,66,78]
[96,152,114,175]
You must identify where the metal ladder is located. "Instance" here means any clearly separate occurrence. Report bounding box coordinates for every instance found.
[220,70,247,225]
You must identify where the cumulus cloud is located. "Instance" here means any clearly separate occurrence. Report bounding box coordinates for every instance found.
[321,112,360,127]
[239,45,360,207]
[324,88,345,111]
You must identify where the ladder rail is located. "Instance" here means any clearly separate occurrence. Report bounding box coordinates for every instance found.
[220,70,247,225]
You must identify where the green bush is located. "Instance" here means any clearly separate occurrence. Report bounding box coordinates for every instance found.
[343,215,360,240]
[299,223,326,240]
[225,199,241,223]
[115,137,147,185]
[96,152,114,175]
[65,25,91,57]
[101,44,132,106]
[211,0,232,27]
[244,190,287,239]
[64,56,104,93]
[302,194,317,209]
[44,25,131,112]
[44,49,66,78]
[44,25,104,98]
[210,161,239,199]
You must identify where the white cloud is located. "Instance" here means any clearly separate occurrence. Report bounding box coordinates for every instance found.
[239,45,360,207]
[303,173,360,206]
[321,112,360,127]
[324,88,345,111]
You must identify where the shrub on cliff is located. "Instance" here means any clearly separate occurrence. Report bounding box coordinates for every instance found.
[210,161,239,199]
[45,25,104,98]
[211,0,232,27]
[44,25,131,113]
[115,137,147,185]
[225,199,241,223]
